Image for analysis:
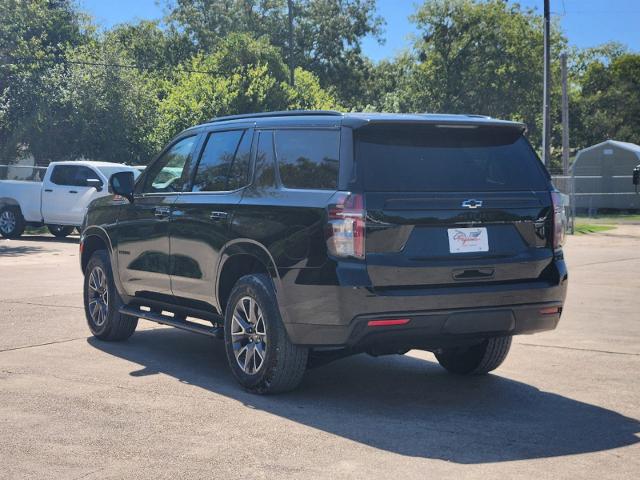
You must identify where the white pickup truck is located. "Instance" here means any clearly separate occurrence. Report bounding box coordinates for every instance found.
[0,161,139,239]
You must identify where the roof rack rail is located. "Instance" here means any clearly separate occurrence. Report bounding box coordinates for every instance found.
[208,110,343,123]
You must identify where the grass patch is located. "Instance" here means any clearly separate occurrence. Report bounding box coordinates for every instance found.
[574,224,616,235]
[25,226,48,235]
[575,214,640,224]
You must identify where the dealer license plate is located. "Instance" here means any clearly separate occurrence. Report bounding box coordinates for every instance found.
[447,227,489,253]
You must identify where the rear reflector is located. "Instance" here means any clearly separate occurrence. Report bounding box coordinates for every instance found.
[539,307,560,315]
[367,318,411,327]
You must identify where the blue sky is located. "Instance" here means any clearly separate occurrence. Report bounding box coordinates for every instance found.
[80,0,640,61]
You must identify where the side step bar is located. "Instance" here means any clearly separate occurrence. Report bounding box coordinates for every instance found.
[119,306,224,338]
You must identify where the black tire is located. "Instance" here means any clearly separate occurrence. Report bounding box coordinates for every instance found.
[224,274,308,394]
[0,206,26,239]
[48,225,75,238]
[83,249,138,341]
[435,336,512,375]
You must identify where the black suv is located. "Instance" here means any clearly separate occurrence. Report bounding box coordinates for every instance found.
[81,111,567,393]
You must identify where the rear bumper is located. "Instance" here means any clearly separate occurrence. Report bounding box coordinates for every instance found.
[285,301,562,349]
[279,258,568,348]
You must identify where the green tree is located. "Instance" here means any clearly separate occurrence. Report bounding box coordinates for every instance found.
[291,0,383,105]
[0,0,88,162]
[155,34,340,147]
[569,42,627,82]
[360,53,417,112]
[165,0,286,51]
[163,0,382,105]
[572,53,640,148]
[61,39,161,164]
[105,20,195,74]
[286,67,341,110]
[395,0,566,150]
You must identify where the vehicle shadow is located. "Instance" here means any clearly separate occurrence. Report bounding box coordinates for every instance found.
[15,234,79,244]
[88,329,639,464]
[0,244,45,256]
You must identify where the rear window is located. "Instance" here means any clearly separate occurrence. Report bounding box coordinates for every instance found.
[274,129,339,190]
[356,125,548,192]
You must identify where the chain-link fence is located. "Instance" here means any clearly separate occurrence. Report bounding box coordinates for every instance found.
[551,173,640,233]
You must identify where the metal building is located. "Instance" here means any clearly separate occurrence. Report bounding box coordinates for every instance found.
[571,140,640,211]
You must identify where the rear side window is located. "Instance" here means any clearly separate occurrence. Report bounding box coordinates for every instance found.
[274,130,339,190]
[193,130,250,192]
[356,125,548,192]
[50,165,101,187]
[254,131,277,187]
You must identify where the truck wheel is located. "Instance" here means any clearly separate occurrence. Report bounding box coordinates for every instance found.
[48,225,75,238]
[0,206,25,239]
[83,249,138,341]
[224,274,308,394]
[435,336,512,375]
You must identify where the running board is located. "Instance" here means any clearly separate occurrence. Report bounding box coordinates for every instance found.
[119,306,224,338]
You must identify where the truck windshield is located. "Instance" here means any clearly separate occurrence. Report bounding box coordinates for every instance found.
[355,124,548,192]
[98,166,140,181]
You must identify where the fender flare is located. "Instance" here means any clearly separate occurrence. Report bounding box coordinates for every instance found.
[80,226,129,302]
[215,239,284,311]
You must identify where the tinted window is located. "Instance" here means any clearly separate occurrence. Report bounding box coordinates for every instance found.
[193,130,250,192]
[274,130,339,190]
[228,130,252,191]
[50,166,71,184]
[356,125,548,192]
[254,131,276,187]
[50,165,101,187]
[141,136,196,193]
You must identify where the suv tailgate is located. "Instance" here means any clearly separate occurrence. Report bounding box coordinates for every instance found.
[355,123,554,288]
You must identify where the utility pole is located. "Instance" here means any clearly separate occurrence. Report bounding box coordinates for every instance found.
[287,0,295,86]
[561,52,569,175]
[542,0,551,167]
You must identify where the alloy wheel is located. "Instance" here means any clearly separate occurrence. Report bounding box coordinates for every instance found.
[231,296,267,375]
[87,266,109,327]
[0,210,16,235]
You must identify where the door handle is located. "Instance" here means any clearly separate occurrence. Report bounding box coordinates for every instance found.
[69,190,78,194]
[44,189,53,192]
[154,207,171,218]
[209,211,229,221]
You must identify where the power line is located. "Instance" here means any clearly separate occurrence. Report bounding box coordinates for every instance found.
[1,56,220,75]
[560,10,640,14]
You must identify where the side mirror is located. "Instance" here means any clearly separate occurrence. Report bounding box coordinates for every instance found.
[633,165,640,187]
[85,178,103,192]
[109,171,135,203]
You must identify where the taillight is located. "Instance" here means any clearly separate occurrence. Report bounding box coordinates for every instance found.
[326,192,365,259]
[551,191,565,249]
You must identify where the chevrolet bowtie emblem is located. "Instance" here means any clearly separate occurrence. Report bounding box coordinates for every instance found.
[461,199,483,209]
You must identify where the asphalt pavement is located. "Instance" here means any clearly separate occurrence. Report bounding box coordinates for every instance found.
[0,228,638,479]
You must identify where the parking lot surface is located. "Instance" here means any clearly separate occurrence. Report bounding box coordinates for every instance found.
[1,228,639,479]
